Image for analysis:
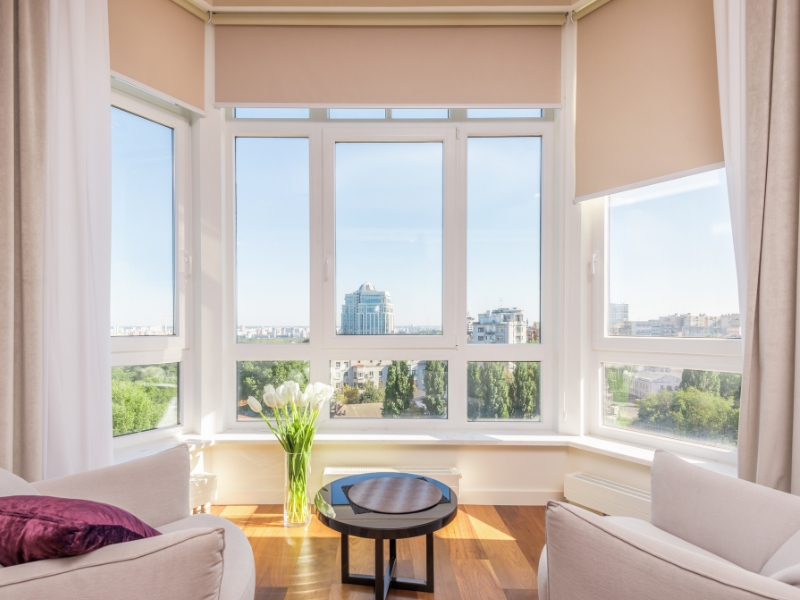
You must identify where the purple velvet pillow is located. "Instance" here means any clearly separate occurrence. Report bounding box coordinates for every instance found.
[0,495,161,566]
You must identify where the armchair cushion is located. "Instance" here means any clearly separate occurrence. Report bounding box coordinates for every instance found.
[0,496,160,567]
[0,472,39,499]
[762,530,800,586]
[0,527,225,600]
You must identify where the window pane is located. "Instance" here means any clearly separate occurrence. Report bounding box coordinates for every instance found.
[236,138,310,343]
[467,361,540,421]
[603,363,741,447]
[235,108,310,119]
[330,360,447,419]
[112,363,179,436]
[392,109,449,119]
[111,107,174,336]
[336,142,443,335]
[237,360,310,421]
[467,109,543,119]
[468,137,541,344]
[329,108,386,119]
[609,168,740,338]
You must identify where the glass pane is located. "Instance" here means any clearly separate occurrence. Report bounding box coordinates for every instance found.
[330,360,447,419]
[336,142,443,335]
[237,360,310,421]
[609,168,740,338]
[112,363,179,436]
[467,362,540,421]
[468,137,541,344]
[603,363,741,447]
[236,138,310,343]
[392,109,449,119]
[111,107,174,336]
[235,108,310,119]
[467,109,543,119]
[329,108,386,119]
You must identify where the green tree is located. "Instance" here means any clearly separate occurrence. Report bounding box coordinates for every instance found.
[680,369,720,396]
[467,362,482,399]
[719,372,742,406]
[383,361,414,417]
[480,362,510,419]
[360,380,385,404]
[606,366,631,403]
[636,387,738,444]
[510,362,539,419]
[423,360,447,417]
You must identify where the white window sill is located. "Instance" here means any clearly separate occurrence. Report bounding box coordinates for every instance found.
[113,427,736,478]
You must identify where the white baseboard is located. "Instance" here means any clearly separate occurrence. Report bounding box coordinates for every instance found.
[214,488,564,506]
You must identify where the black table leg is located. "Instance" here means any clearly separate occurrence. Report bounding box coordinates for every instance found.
[340,533,435,599]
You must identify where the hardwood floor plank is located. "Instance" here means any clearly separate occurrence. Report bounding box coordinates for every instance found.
[450,559,506,600]
[464,505,536,590]
[218,504,545,600]
[437,509,488,560]
[494,506,546,575]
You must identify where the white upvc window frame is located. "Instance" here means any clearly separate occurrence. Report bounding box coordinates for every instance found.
[223,111,555,433]
[584,196,743,464]
[110,89,194,450]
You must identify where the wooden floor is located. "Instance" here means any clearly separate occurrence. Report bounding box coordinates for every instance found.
[212,505,546,600]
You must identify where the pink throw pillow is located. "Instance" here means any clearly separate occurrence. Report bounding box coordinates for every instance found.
[0,495,161,566]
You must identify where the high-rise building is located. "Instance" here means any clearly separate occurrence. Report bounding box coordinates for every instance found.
[341,282,394,334]
[610,303,629,326]
[472,307,526,344]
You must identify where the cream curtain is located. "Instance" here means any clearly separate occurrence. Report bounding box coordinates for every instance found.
[738,0,800,493]
[0,1,48,481]
[43,0,113,478]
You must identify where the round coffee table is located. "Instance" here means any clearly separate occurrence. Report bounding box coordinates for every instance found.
[316,472,458,600]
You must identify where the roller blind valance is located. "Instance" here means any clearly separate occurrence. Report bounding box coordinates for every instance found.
[215,25,562,107]
[574,0,723,202]
[108,0,205,111]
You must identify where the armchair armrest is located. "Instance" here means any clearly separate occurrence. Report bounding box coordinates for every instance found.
[544,501,800,600]
[651,451,800,572]
[32,444,190,528]
[0,527,224,600]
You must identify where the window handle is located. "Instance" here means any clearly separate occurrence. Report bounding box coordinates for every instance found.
[184,252,192,280]
[591,251,599,275]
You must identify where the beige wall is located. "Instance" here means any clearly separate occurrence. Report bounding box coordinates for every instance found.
[109,0,205,109]
[195,443,652,505]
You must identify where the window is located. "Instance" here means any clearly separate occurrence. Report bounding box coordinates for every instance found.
[608,169,739,339]
[110,89,191,442]
[112,363,179,436]
[330,360,448,419]
[468,362,540,421]
[237,360,310,421]
[590,168,742,456]
[236,138,310,343]
[335,142,443,337]
[468,137,541,344]
[603,364,740,448]
[467,109,543,119]
[111,106,175,336]
[227,108,552,430]
[235,108,310,119]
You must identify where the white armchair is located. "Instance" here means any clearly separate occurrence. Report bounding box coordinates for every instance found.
[0,445,255,600]
[539,450,800,600]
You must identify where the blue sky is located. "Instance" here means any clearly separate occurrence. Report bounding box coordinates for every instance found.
[110,107,174,328]
[609,168,739,320]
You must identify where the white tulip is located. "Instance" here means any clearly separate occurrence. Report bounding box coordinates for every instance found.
[311,382,334,410]
[284,380,303,406]
[296,386,311,408]
[247,396,262,413]
[263,385,278,408]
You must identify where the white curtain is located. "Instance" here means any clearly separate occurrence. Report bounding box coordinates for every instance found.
[43,0,113,478]
[713,0,747,340]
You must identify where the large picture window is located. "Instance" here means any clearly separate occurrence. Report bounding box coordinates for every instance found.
[227,109,552,430]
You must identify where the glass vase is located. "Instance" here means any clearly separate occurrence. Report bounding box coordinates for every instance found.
[284,451,311,527]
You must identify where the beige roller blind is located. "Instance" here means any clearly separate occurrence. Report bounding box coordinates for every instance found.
[574,0,723,201]
[109,0,205,111]
[215,25,562,106]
